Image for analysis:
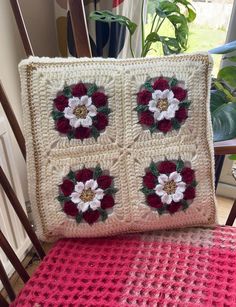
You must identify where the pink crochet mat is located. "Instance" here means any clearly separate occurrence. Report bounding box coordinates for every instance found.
[12,226,236,306]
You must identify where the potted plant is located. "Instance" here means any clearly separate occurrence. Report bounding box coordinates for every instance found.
[90,1,236,142]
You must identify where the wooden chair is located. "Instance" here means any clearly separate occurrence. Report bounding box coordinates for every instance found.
[0,1,234,305]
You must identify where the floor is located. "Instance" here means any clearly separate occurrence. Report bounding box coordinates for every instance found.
[2,196,235,301]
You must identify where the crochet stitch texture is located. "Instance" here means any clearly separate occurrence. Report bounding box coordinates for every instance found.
[19,53,216,241]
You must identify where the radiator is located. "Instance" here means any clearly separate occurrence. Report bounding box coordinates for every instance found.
[0,115,31,278]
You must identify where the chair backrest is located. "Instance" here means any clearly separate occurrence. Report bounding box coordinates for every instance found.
[1,1,235,305]
[0,83,45,305]
[10,0,92,58]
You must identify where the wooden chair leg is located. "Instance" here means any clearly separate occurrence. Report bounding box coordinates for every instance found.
[0,260,15,302]
[0,166,45,259]
[226,199,236,226]
[0,231,29,283]
[0,291,9,307]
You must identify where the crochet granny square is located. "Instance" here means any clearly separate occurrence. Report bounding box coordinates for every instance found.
[19,54,216,241]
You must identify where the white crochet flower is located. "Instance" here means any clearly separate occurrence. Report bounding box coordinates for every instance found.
[148,89,180,121]
[70,179,104,212]
[64,96,97,128]
[155,171,186,205]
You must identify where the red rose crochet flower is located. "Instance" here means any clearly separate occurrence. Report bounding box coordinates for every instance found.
[143,172,156,189]
[54,95,68,111]
[137,90,152,105]
[142,159,196,214]
[92,92,107,107]
[136,77,190,134]
[56,118,71,134]
[140,111,155,126]
[72,83,87,97]
[52,82,110,140]
[58,165,117,225]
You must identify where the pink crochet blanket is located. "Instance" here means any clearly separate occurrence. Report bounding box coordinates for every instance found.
[12,226,236,306]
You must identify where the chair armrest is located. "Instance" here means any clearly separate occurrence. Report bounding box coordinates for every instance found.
[214,138,236,155]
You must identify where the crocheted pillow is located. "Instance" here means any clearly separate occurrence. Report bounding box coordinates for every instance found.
[19,54,216,241]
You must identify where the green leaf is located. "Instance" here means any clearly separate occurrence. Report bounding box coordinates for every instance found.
[97,107,111,115]
[217,66,236,88]
[91,126,100,140]
[104,187,118,194]
[57,195,70,203]
[176,159,184,172]
[224,56,236,62]
[181,199,189,210]
[149,124,157,134]
[89,11,137,35]
[98,208,108,221]
[229,154,236,160]
[135,104,148,112]
[157,207,166,215]
[67,170,76,181]
[159,36,181,55]
[209,40,236,54]
[149,161,159,177]
[213,80,236,103]
[212,102,236,141]
[210,90,228,113]
[87,84,98,96]
[145,32,160,43]
[93,165,102,180]
[190,180,198,188]
[140,187,155,195]
[174,0,196,22]
[144,80,154,92]
[51,110,64,120]
[76,213,83,224]
[63,86,72,98]
[179,100,191,108]
[67,131,74,140]
[158,1,180,15]
[169,77,178,87]
[171,118,181,130]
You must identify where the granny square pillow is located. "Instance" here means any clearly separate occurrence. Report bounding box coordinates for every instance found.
[19,54,216,241]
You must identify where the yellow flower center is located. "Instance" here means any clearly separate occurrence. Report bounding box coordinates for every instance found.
[80,188,95,202]
[73,105,88,119]
[163,180,176,195]
[157,99,169,111]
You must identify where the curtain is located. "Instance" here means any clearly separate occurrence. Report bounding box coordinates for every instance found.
[54,0,145,58]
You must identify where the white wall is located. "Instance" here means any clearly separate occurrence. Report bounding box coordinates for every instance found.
[0,0,59,200]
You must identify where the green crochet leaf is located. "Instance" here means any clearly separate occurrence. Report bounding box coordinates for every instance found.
[176,159,184,172]
[67,170,76,182]
[171,118,181,130]
[169,77,178,87]
[93,165,102,180]
[51,110,64,120]
[135,104,149,112]
[57,195,70,203]
[97,107,111,115]
[149,161,159,177]
[144,80,154,92]
[76,212,83,224]
[63,86,72,98]
[140,187,155,195]
[179,100,191,108]
[91,126,100,140]
[87,84,98,96]
[98,208,108,221]
[67,131,74,140]
[104,187,118,194]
